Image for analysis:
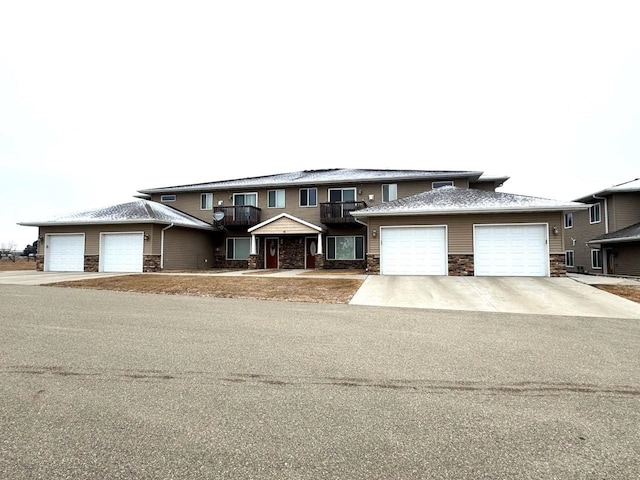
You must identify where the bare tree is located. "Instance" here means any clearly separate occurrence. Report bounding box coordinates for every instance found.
[0,241,17,261]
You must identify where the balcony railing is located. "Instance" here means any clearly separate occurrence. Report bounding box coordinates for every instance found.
[213,206,261,227]
[320,201,367,224]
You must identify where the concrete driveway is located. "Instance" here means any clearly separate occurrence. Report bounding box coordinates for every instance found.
[0,271,128,286]
[349,275,640,319]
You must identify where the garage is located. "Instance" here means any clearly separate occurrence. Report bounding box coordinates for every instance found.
[474,224,548,276]
[45,234,85,272]
[381,226,447,275]
[100,232,144,272]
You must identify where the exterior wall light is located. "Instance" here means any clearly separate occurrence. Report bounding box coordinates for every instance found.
[372,230,377,238]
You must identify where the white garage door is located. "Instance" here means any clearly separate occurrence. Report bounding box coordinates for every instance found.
[45,234,85,272]
[100,233,144,272]
[474,224,548,276]
[381,226,447,275]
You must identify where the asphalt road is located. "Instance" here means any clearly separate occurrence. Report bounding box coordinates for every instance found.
[1,285,639,479]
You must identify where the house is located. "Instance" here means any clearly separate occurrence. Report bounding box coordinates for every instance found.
[20,168,586,276]
[562,178,640,277]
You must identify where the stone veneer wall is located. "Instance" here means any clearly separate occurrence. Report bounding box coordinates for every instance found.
[366,254,380,274]
[144,255,161,272]
[314,254,324,270]
[549,254,566,277]
[279,237,305,269]
[36,255,44,271]
[85,255,99,272]
[448,255,474,276]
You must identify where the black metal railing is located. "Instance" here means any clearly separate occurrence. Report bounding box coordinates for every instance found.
[213,206,261,227]
[319,201,367,224]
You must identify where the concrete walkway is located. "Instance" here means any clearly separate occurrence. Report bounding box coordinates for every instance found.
[0,271,131,286]
[348,275,640,319]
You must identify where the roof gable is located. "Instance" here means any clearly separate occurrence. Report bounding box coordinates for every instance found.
[351,186,587,217]
[19,200,214,230]
[248,213,324,235]
[138,168,486,194]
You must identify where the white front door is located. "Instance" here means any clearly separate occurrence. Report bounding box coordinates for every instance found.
[474,224,548,276]
[100,233,144,272]
[381,226,447,275]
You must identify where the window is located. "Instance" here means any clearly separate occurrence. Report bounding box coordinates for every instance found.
[227,238,251,260]
[564,212,573,229]
[267,189,285,208]
[589,203,601,224]
[328,188,356,203]
[432,181,454,189]
[200,193,213,210]
[299,188,317,207]
[233,193,257,206]
[591,249,602,269]
[161,195,176,202]
[327,236,365,261]
[382,184,398,202]
[565,250,575,268]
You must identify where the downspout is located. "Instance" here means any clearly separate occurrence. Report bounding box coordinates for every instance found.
[160,223,174,270]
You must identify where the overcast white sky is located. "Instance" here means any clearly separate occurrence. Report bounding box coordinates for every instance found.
[1,1,639,249]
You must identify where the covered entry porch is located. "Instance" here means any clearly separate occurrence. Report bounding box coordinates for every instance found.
[247,214,326,270]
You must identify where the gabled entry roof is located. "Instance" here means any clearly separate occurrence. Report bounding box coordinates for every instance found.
[248,213,325,235]
[19,200,214,230]
[351,186,587,217]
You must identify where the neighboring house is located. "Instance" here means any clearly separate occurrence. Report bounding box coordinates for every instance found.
[20,168,586,276]
[562,178,640,277]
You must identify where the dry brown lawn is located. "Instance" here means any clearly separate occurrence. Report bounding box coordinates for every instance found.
[51,274,364,304]
[595,285,640,304]
[0,257,37,271]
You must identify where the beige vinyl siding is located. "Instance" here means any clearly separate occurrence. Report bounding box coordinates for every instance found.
[162,227,214,270]
[609,192,640,232]
[253,217,318,235]
[150,192,212,222]
[562,201,606,274]
[367,212,564,255]
[609,243,640,276]
[38,224,156,255]
[151,179,471,228]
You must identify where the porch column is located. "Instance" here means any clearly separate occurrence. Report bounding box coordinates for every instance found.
[250,234,258,255]
[316,232,323,254]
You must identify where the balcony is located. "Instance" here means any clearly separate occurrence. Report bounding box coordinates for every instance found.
[213,205,261,228]
[320,201,367,225]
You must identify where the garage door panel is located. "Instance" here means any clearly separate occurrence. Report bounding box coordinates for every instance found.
[474,225,548,277]
[381,227,447,275]
[46,234,85,272]
[101,233,143,272]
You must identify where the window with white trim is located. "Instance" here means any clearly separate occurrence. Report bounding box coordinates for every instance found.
[591,249,602,269]
[267,189,285,208]
[161,195,176,202]
[328,188,356,203]
[432,181,454,189]
[326,236,365,261]
[200,193,213,210]
[382,184,398,202]
[299,188,317,207]
[564,212,573,229]
[226,237,251,260]
[589,203,601,224]
[565,250,575,268]
[233,193,257,206]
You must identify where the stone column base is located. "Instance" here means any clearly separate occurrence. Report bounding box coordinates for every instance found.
[366,254,380,274]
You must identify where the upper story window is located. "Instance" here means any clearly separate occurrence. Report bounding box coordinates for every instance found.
[564,212,573,229]
[382,184,398,202]
[589,203,601,224]
[233,193,257,207]
[328,188,356,203]
[200,193,213,210]
[300,188,317,207]
[161,195,176,202]
[267,189,285,209]
[432,181,454,189]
